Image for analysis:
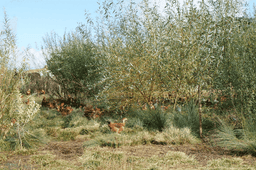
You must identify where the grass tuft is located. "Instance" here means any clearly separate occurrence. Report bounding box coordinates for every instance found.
[207,157,243,168]
[127,107,171,132]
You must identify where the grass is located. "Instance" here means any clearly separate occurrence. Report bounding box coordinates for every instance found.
[213,118,256,156]
[83,125,200,148]
[1,95,256,169]
[80,148,198,169]
[126,106,172,132]
[1,147,256,170]
[171,100,217,137]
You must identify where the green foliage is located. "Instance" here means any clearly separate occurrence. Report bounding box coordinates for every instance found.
[0,154,7,164]
[30,110,63,129]
[82,150,125,169]
[128,106,171,132]
[0,11,43,151]
[172,101,216,137]
[76,0,256,140]
[0,139,11,151]
[2,127,49,151]
[0,11,23,139]
[60,110,90,128]
[57,129,78,141]
[13,148,38,156]
[30,153,57,167]
[42,31,104,98]
[61,114,73,129]
[215,117,256,154]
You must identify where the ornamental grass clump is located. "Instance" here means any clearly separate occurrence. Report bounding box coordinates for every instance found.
[7,90,41,149]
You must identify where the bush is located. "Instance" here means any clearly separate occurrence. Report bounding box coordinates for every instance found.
[127,106,171,132]
[172,101,216,137]
[214,117,256,155]
[42,31,104,98]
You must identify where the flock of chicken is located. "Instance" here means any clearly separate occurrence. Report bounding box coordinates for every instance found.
[41,95,104,119]
[23,89,129,133]
[23,89,104,118]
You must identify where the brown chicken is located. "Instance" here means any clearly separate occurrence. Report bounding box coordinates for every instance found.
[41,97,50,107]
[48,102,56,109]
[92,107,103,119]
[25,99,30,105]
[107,118,128,133]
[26,89,31,95]
[56,103,65,112]
[61,106,73,116]
[41,90,45,94]
[84,105,94,119]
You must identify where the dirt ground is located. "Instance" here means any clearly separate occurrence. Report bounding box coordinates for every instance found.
[1,139,256,169]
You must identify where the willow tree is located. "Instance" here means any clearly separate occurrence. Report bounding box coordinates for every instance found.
[0,11,41,149]
[0,11,21,138]
[78,0,254,137]
[162,0,253,137]
[77,0,192,107]
[42,31,104,98]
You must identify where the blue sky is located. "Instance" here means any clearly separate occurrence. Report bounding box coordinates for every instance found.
[0,0,255,69]
[0,0,101,68]
[1,0,99,50]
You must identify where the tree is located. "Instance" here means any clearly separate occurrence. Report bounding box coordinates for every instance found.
[42,31,104,98]
[77,0,255,138]
[0,11,40,148]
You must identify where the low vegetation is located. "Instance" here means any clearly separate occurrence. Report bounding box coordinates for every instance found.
[1,0,256,169]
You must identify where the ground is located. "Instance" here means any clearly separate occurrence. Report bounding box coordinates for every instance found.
[1,139,256,169]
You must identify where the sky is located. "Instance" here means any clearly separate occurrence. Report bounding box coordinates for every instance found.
[0,0,255,69]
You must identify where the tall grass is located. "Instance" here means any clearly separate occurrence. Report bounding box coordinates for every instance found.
[171,101,216,137]
[127,106,171,132]
[214,115,256,155]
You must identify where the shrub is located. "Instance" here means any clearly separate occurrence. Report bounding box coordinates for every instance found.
[214,117,256,155]
[127,106,171,132]
[42,31,104,98]
[172,101,216,137]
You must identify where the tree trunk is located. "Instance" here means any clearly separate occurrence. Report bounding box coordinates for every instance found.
[198,84,203,139]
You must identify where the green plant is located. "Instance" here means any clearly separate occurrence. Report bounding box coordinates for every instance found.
[75,0,255,139]
[172,100,216,137]
[214,117,256,155]
[42,31,104,98]
[138,107,170,132]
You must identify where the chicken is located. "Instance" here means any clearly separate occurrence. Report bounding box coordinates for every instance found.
[92,107,103,119]
[41,97,58,109]
[41,90,45,94]
[84,105,94,119]
[56,103,65,112]
[25,99,30,105]
[55,97,65,105]
[41,97,48,107]
[161,104,171,111]
[48,102,56,109]
[107,118,128,133]
[26,89,31,95]
[61,106,73,116]
[37,89,45,96]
